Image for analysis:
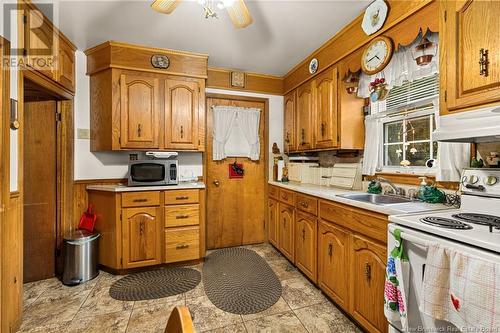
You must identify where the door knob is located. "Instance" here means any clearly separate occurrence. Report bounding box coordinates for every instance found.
[213,180,220,187]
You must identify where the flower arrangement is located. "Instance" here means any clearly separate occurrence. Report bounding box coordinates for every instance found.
[369,77,389,102]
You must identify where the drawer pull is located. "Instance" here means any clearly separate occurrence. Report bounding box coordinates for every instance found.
[133,198,148,203]
[176,196,189,200]
[282,194,288,200]
[300,201,309,208]
[176,215,190,219]
[176,244,190,249]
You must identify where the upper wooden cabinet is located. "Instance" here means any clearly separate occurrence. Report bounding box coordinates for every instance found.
[120,73,160,149]
[313,67,338,149]
[165,77,204,150]
[283,91,296,152]
[56,36,76,92]
[441,0,500,113]
[296,81,314,151]
[86,41,208,151]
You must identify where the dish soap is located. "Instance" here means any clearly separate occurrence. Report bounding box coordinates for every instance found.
[417,177,427,201]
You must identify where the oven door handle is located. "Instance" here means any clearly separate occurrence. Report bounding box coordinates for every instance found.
[393,230,431,250]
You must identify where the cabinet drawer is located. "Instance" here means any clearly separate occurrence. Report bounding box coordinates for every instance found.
[279,188,295,205]
[165,190,199,205]
[165,204,199,228]
[296,194,318,216]
[269,185,279,200]
[122,192,160,207]
[165,226,200,263]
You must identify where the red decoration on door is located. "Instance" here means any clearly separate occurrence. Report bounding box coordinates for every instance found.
[229,163,244,179]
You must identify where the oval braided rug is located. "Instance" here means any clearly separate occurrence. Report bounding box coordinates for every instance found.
[202,247,282,315]
[109,268,200,301]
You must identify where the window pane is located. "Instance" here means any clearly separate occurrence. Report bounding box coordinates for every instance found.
[406,142,432,167]
[384,120,403,144]
[385,144,403,166]
[407,116,430,141]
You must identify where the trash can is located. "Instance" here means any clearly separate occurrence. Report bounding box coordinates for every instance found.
[62,229,100,286]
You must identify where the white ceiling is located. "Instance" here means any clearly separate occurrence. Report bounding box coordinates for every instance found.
[47,0,369,76]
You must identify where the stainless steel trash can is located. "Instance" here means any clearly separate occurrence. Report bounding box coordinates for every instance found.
[62,229,100,285]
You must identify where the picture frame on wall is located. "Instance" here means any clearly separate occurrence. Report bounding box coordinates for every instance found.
[231,71,246,88]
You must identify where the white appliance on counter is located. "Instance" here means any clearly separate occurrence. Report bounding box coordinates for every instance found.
[388,168,500,332]
[287,162,362,190]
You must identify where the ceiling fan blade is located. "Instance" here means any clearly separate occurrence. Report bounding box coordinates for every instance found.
[151,0,182,14]
[226,0,253,28]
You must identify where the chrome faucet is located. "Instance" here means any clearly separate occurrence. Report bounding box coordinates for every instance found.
[376,177,405,196]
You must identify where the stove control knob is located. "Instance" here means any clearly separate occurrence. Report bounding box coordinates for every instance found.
[485,176,498,186]
[468,175,479,184]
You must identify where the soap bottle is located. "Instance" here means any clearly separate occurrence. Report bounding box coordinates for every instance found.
[417,177,427,200]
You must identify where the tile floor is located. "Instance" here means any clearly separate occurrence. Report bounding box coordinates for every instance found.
[18,243,362,333]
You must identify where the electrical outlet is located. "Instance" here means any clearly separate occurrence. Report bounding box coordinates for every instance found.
[77,128,90,139]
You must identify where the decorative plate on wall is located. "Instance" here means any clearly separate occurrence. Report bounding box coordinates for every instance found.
[151,55,170,69]
[361,0,389,36]
[309,58,319,74]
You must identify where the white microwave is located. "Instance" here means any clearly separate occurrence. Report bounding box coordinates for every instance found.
[127,159,178,186]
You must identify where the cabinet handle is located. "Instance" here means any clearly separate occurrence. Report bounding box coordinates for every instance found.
[328,243,333,257]
[364,263,371,281]
[282,194,288,200]
[133,198,148,203]
[300,201,309,208]
[479,48,489,77]
[137,123,142,137]
[283,218,286,228]
[175,196,189,200]
[180,125,184,138]
[285,131,290,143]
[320,123,325,137]
[301,128,306,145]
[176,244,189,249]
[302,228,305,241]
[139,221,145,235]
[176,214,189,219]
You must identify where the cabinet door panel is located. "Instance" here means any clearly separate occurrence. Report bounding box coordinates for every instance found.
[314,67,338,149]
[165,77,200,150]
[284,91,296,152]
[296,82,313,151]
[295,212,317,282]
[122,207,161,268]
[268,198,279,247]
[318,220,349,310]
[278,203,294,262]
[57,37,75,92]
[120,74,160,149]
[350,234,387,333]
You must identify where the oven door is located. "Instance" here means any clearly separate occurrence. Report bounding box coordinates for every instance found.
[128,161,167,186]
[387,224,460,333]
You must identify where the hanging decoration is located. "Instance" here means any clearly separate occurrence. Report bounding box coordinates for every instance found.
[412,36,437,66]
[229,161,244,179]
[344,69,361,95]
[369,77,389,102]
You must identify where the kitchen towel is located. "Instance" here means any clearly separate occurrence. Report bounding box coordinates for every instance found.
[384,228,410,330]
[420,244,500,331]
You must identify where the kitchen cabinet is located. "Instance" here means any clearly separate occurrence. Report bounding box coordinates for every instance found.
[350,234,388,333]
[295,211,317,282]
[278,202,295,262]
[441,0,500,113]
[313,67,338,149]
[268,198,279,247]
[122,206,162,269]
[283,91,296,152]
[296,81,314,151]
[119,72,160,149]
[318,220,349,311]
[165,77,204,150]
[57,36,76,92]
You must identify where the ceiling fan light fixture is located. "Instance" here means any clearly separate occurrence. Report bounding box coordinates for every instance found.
[151,0,181,14]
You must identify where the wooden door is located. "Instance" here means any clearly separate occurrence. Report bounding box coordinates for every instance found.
[314,67,338,149]
[165,77,202,150]
[283,91,296,152]
[119,73,160,149]
[268,198,279,247]
[318,220,349,310]
[23,101,57,282]
[206,96,266,249]
[350,234,388,333]
[295,212,317,282]
[122,207,161,268]
[278,203,294,262]
[296,81,313,151]
[443,0,500,111]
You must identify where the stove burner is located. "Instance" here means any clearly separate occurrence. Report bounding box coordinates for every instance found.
[420,217,473,230]
[452,213,500,227]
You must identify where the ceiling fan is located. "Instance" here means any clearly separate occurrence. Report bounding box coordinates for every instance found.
[151,0,253,28]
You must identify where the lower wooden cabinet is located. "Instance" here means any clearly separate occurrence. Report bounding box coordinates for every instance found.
[268,198,279,247]
[278,203,295,262]
[350,234,388,333]
[165,226,200,263]
[318,220,349,310]
[122,207,162,268]
[295,211,317,282]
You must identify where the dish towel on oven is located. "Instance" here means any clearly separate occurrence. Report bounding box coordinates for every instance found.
[384,228,410,330]
[420,243,500,331]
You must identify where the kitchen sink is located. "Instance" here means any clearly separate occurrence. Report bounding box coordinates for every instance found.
[337,193,413,205]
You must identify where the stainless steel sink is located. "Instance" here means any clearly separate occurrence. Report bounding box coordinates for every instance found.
[337,193,413,205]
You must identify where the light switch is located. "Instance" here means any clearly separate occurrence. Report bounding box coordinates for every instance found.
[77,128,90,139]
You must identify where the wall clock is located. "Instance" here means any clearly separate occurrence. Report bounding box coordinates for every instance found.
[361,36,394,75]
[309,58,319,74]
[361,0,389,36]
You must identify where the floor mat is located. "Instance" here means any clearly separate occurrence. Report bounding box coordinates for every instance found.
[202,247,282,315]
[109,267,200,301]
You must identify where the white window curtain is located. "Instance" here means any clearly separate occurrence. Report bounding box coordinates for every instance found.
[212,106,261,161]
[362,115,382,175]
